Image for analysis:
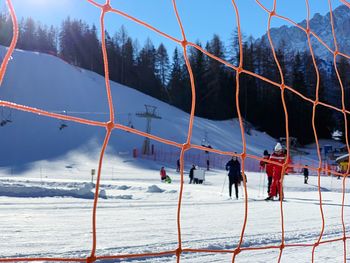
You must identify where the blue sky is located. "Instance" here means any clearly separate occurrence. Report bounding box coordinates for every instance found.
[3,0,344,52]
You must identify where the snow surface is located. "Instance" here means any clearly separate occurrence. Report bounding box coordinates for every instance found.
[1,163,349,262]
[0,46,349,262]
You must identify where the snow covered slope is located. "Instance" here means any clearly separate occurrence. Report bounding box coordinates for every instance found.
[0,46,277,170]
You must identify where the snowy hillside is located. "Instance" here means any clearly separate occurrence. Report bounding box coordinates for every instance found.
[0,45,277,171]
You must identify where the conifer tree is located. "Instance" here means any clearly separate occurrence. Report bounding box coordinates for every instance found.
[168,47,191,110]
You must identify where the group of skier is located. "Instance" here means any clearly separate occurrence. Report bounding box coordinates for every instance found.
[160,142,309,201]
[160,166,172,183]
[224,142,287,201]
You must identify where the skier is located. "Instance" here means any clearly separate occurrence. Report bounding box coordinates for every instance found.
[176,159,180,172]
[260,150,273,194]
[189,164,196,184]
[225,155,242,199]
[302,165,309,184]
[260,150,269,171]
[265,143,286,201]
[160,167,167,181]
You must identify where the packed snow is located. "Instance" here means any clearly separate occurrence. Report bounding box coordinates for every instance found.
[0,46,349,262]
[1,161,349,262]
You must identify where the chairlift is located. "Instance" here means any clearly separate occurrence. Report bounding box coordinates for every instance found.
[127,113,134,131]
[0,107,12,127]
[59,110,68,130]
[59,123,68,130]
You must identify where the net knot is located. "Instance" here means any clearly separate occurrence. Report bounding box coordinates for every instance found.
[106,121,115,131]
[234,248,241,255]
[86,255,96,263]
[334,50,339,57]
[181,40,188,48]
[236,67,243,74]
[102,3,112,13]
[183,143,191,151]
[280,244,285,250]
[314,241,320,247]
[314,99,319,105]
[175,247,182,257]
[270,10,276,16]
[280,84,285,90]
[343,236,347,242]
[306,28,311,34]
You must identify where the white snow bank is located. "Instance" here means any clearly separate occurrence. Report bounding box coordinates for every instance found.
[0,181,96,199]
[146,185,165,193]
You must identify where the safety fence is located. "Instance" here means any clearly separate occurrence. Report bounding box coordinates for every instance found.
[0,0,349,262]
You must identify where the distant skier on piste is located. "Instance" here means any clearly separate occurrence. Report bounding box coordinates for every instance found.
[302,165,309,184]
[265,143,286,201]
[160,166,172,183]
[160,167,166,181]
[225,155,243,199]
[189,164,195,184]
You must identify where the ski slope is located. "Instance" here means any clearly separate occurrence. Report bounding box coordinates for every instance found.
[0,45,277,171]
[0,46,349,262]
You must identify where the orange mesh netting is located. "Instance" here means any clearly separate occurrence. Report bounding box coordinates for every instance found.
[0,0,349,262]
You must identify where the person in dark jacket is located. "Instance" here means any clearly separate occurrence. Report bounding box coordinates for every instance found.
[260,150,273,193]
[302,165,309,184]
[176,159,180,172]
[189,164,196,184]
[225,156,242,199]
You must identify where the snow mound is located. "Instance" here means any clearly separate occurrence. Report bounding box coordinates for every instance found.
[99,189,107,199]
[146,185,165,193]
[117,185,131,190]
[0,181,95,199]
[75,182,94,195]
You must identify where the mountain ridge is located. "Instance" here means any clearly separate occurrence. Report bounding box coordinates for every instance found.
[259,5,350,60]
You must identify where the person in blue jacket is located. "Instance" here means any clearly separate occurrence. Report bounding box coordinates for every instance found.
[225,155,243,199]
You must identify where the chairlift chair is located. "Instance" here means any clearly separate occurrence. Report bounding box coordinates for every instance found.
[0,107,12,127]
[59,110,68,130]
[59,123,68,130]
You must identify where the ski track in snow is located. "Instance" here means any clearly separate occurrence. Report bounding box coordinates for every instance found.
[1,173,349,262]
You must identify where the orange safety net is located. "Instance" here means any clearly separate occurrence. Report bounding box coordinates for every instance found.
[0,0,349,262]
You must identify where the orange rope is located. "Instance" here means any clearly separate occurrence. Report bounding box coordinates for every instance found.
[0,0,18,85]
[0,0,349,262]
[229,1,249,262]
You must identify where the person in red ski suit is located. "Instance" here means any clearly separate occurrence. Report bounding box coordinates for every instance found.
[160,167,167,181]
[265,143,286,201]
[260,150,273,194]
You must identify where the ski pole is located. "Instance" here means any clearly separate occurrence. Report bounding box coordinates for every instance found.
[240,184,244,198]
[258,170,263,197]
[221,174,227,194]
[262,172,266,196]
